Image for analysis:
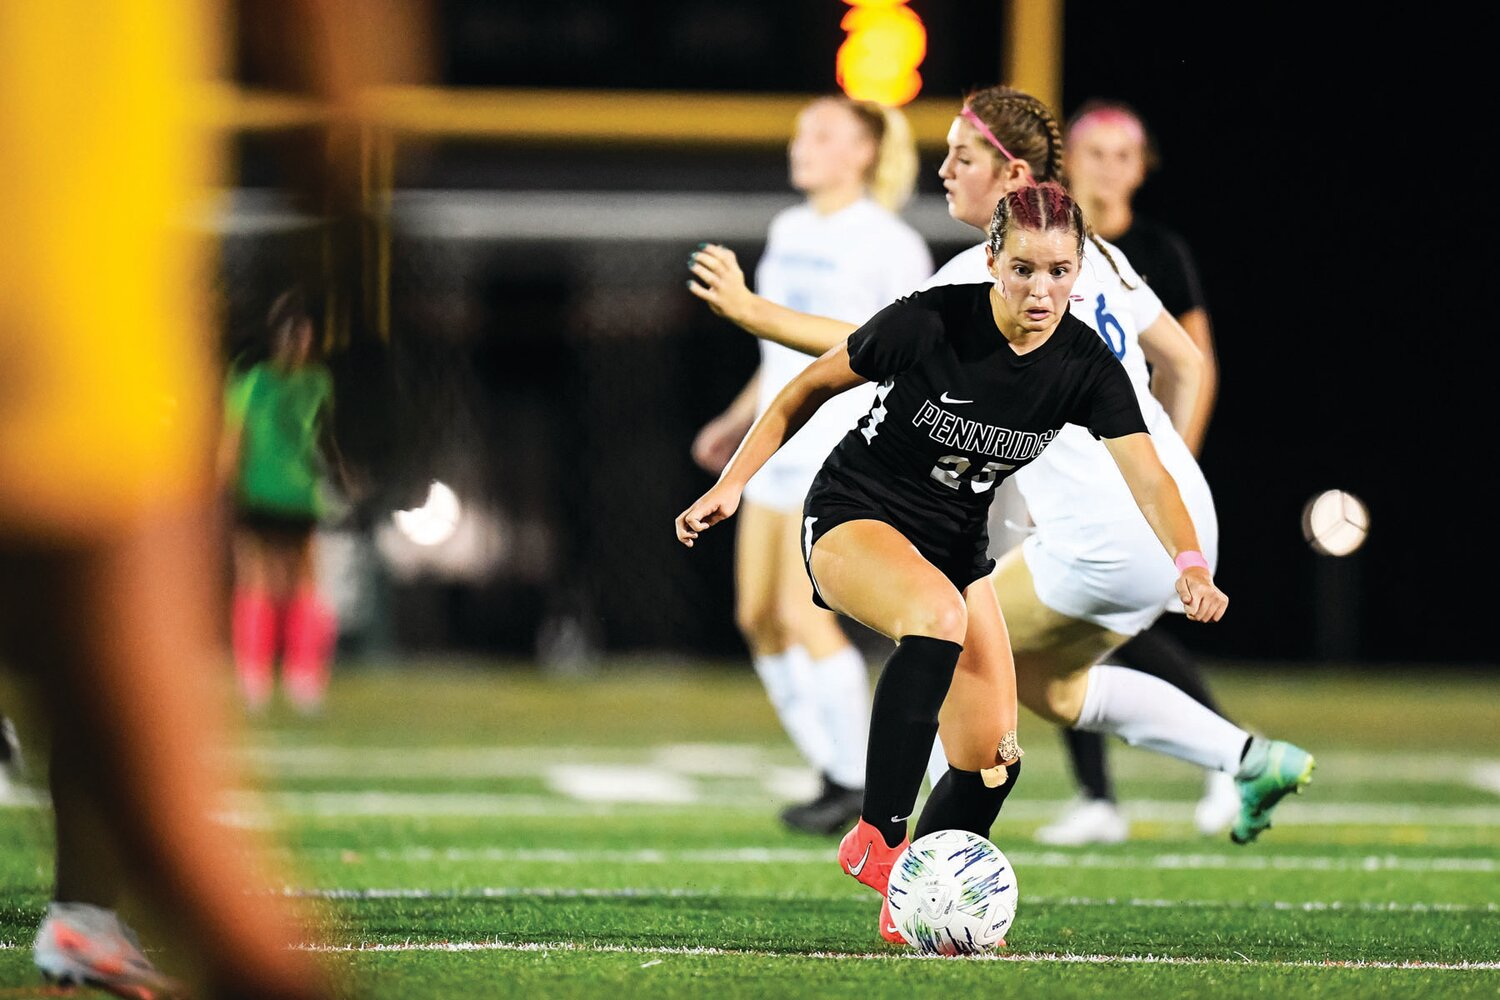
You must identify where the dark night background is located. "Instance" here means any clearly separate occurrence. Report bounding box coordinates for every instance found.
[230,2,1492,667]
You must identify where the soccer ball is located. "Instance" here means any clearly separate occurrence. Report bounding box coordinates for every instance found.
[885,829,1017,955]
[1301,489,1370,556]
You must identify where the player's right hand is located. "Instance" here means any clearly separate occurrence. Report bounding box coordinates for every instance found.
[1176,568,1228,623]
[675,483,741,547]
[690,416,749,474]
[687,244,753,323]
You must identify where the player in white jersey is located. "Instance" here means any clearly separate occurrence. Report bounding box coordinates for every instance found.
[690,97,932,833]
[689,86,1313,846]
[1033,101,1241,845]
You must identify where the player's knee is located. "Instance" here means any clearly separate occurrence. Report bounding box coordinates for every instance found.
[1014,664,1069,726]
[734,598,785,651]
[1041,673,1088,725]
[906,594,967,645]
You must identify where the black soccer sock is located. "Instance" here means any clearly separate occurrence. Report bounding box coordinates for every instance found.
[862,635,962,848]
[914,760,1024,840]
[1113,625,1225,716]
[1061,727,1114,802]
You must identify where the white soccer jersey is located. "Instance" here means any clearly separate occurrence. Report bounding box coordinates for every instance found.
[755,199,932,473]
[924,239,1210,563]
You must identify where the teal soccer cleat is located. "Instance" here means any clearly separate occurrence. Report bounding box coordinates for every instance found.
[1231,740,1315,845]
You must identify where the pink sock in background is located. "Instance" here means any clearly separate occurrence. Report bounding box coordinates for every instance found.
[231,589,278,711]
[282,589,337,714]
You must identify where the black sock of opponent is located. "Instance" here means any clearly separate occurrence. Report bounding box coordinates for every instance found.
[914,759,1024,841]
[1062,727,1114,802]
[862,635,962,848]
[1113,625,1225,716]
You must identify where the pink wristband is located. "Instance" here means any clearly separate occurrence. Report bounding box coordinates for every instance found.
[1174,550,1210,574]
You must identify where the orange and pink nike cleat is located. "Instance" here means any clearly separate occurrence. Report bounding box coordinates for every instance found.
[878,896,905,944]
[837,818,908,895]
[33,902,184,999]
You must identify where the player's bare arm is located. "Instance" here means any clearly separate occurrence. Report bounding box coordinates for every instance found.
[1102,432,1228,623]
[1137,311,1208,452]
[675,343,865,546]
[1176,307,1218,452]
[688,244,857,356]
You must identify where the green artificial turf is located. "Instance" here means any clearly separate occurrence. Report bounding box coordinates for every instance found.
[1,663,1497,998]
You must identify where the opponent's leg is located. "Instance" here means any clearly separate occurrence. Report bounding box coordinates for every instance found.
[1058,626,1227,806]
[1114,625,1224,712]
[994,548,1313,843]
[1112,626,1240,833]
[1035,727,1129,845]
[735,502,831,776]
[775,512,866,833]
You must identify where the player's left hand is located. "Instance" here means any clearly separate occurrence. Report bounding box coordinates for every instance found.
[687,244,753,324]
[1176,567,1228,622]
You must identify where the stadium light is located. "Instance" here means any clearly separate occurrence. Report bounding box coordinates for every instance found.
[1301,490,1370,557]
[393,481,463,547]
[836,0,927,107]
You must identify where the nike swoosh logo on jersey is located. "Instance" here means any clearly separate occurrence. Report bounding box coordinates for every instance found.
[939,392,973,405]
[847,844,872,877]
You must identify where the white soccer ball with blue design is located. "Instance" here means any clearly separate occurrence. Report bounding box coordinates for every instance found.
[885,829,1017,954]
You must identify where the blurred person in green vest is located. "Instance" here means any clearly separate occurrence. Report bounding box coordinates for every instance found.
[221,289,341,713]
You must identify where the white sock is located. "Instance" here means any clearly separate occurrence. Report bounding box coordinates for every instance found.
[754,647,832,773]
[812,645,869,789]
[1076,664,1250,774]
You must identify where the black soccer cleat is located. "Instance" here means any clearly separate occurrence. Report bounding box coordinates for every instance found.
[780,776,864,835]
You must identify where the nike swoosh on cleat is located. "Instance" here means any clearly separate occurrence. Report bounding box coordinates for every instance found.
[848,843,872,877]
[885,924,900,935]
[939,392,973,404]
[891,814,910,823]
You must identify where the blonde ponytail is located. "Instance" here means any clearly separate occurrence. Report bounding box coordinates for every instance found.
[868,104,918,212]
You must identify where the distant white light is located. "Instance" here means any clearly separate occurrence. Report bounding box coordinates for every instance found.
[1302,490,1370,557]
[393,481,462,547]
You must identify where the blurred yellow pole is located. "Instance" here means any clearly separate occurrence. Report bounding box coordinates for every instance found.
[1006,0,1064,114]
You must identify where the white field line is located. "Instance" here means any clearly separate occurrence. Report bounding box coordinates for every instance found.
[1470,764,1500,796]
[235,744,783,779]
[13,787,1500,826]
[277,885,1500,914]
[288,939,1500,971]
[237,744,1500,787]
[210,791,1500,826]
[545,765,698,804]
[299,846,1500,874]
[0,937,1495,971]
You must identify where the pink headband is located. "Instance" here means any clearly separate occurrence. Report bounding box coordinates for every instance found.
[1068,108,1146,146]
[960,106,1030,172]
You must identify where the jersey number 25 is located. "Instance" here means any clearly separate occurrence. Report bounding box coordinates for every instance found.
[930,455,1014,494]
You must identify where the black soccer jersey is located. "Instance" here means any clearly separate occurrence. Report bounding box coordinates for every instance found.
[818,283,1148,540]
[1110,216,1206,318]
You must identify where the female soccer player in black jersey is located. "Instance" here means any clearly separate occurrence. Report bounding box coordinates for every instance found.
[675,182,1226,939]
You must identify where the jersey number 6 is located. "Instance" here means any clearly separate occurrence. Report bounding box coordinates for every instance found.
[930,455,1014,494]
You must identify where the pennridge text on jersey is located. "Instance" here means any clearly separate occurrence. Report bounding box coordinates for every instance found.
[912,399,1060,462]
